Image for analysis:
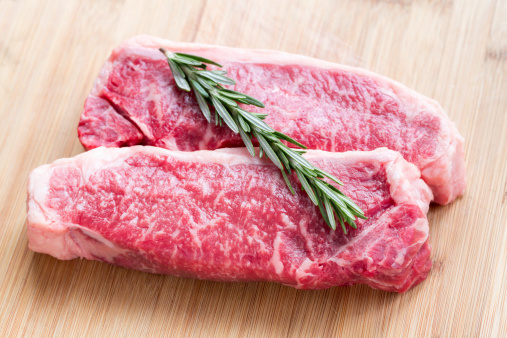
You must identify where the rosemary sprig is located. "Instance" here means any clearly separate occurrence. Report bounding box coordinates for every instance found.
[159,48,366,233]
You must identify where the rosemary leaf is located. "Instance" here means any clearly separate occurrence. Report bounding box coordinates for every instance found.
[253,129,283,170]
[218,89,247,100]
[196,76,215,90]
[239,95,265,108]
[167,59,190,91]
[273,131,307,149]
[276,147,291,175]
[196,70,236,86]
[331,203,348,234]
[192,86,211,122]
[215,93,238,107]
[190,79,209,98]
[296,170,318,205]
[316,190,331,227]
[323,196,337,230]
[238,127,255,157]
[251,112,269,119]
[280,145,314,171]
[211,70,227,75]
[280,169,296,195]
[211,95,238,133]
[236,113,251,133]
[236,109,274,133]
[171,55,204,67]
[173,52,222,67]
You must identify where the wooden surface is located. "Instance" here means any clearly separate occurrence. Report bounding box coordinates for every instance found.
[0,0,506,336]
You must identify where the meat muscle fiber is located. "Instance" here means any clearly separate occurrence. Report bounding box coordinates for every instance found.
[27,146,432,292]
[78,35,465,205]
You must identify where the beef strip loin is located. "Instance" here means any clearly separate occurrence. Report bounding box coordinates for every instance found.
[27,146,432,292]
[78,35,465,205]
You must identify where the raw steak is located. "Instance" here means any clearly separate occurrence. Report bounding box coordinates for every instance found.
[27,146,433,292]
[78,35,465,205]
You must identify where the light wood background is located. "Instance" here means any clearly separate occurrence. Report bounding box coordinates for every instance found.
[0,0,506,336]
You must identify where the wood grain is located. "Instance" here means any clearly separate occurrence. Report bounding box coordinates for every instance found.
[0,0,505,336]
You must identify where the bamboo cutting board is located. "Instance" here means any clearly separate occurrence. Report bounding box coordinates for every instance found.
[0,0,506,336]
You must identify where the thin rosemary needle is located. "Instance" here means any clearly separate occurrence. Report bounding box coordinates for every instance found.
[159,48,366,233]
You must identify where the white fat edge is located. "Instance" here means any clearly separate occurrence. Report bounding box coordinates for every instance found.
[30,220,129,262]
[77,227,116,249]
[27,164,54,227]
[270,233,284,275]
[38,146,256,187]
[414,217,429,234]
[385,155,433,214]
[361,251,430,290]
[45,147,405,187]
[339,251,424,290]
[419,137,465,203]
[67,224,130,263]
[27,163,88,260]
[27,163,86,260]
[404,218,430,252]
[90,54,115,96]
[359,275,406,290]
[27,221,75,260]
[305,149,386,181]
[135,146,270,167]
